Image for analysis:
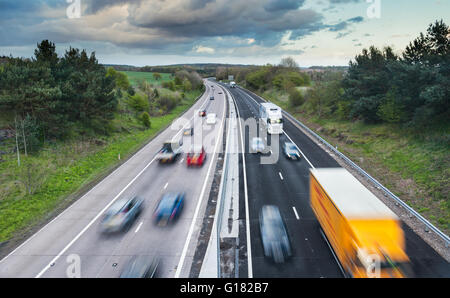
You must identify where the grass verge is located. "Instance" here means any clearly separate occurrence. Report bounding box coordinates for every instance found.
[0,90,202,243]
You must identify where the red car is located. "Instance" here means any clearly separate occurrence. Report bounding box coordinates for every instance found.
[187,146,206,166]
[199,110,206,117]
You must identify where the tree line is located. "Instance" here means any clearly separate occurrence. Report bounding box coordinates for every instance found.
[0,40,118,151]
[305,20,449,128]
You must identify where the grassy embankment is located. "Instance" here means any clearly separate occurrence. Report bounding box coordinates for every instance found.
[251,86,449,234]
[0,72,202,243]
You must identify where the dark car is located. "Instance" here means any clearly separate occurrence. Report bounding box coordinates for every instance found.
[283,142,301,160]
[100,197,143,233]
[120,255,159,278]
[154,193,185,226]
[156,140,183,163]
[210,96,214,100]
[259,205,292,263]
[218,91,223,94]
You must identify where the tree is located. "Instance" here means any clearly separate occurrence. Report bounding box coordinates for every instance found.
[106,67,130,90]
[140,112,151,128]
[279,57,299,69]
[404,19,450,65]
[34,40,58,67]
[153,72,162,81]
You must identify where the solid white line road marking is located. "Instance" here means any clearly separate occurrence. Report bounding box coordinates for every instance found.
[292,207,300,220]
[283,131,315,169]
[36,155,158,278]
[174,82,226,278]
[230,87,253,278]
[179,158,184,164]
[135,221,143,233]
[1,85,212,267]
[163,182,169,190]
[279,172,284,180]
[34,88,212,278]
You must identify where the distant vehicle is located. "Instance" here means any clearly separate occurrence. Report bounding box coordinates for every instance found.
[260,103,283,135]
[199,110,207,117]
[283,142,301,160]
[210,96,214,100]
[310,168,411,278]
[206,113,217,125]
[156,140,183,163]
[259,205,292,263]
[100,197,143,233]
[251,137,265,154]
[187,146,206,167]
[120,256,159,278]
[230,81,236,88]
[218,91,223,94]
[183,127,194,136]
[154,193,185,226]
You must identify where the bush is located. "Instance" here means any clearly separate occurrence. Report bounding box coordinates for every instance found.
[127,86,135,96]
[16,115,43,154]
[127,94,149,112]
[162,80,176,91]
[157,94,181,113]
[140,112,151,128]
[288,88,304,107]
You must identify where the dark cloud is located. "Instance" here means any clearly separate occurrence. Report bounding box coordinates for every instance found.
[264,0,305,12]
[0,0,368,56]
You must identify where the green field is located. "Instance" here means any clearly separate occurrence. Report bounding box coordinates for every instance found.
[122,71,173,87]
[0,89,202,243]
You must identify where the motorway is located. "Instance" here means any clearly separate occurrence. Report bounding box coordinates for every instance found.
[0,78,448,278]
[0,82,226,278]
[225,85,450,278]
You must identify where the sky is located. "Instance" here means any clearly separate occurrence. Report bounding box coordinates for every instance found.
[0,0,448,67]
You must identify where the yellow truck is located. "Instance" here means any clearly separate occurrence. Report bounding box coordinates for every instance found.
[310,168,411,278]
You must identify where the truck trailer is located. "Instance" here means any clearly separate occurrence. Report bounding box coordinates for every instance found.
[310,168,411,278]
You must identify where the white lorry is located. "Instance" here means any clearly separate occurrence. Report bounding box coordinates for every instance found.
[259,102,283,134]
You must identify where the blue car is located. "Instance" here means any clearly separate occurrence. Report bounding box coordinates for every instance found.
[154,193,185,226]
[100,196,143,233]
[259,205,292,263]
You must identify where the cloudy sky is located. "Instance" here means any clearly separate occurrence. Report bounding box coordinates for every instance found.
[0,0,448,66]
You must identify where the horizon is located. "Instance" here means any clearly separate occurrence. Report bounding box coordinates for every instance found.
[1,1,449,67]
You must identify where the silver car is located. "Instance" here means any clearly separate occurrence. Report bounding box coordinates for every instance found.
[100,197,143,233]
[259,205,292,263]
[251,137,265,154]
[283,142,301,160]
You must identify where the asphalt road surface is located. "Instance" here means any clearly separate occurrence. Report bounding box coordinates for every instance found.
[226,84,449,278]
[0,81,226,278]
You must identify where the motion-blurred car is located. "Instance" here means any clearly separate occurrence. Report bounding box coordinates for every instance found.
[120,255,159,278]
[210,96,214,100]
[187,146,206,167]
[153,193,185,226]
[283,142,301,160]
[206,113,217,125]
[199,110,207,117]
[156,140,183,163]
[251,137,265,154]
[218,91,223,94]
[100,197,143,233]
[183,127,194,136]
[259,205,292,263]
